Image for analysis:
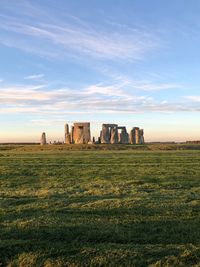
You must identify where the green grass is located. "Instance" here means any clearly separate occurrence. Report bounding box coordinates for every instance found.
[1,144,200,266]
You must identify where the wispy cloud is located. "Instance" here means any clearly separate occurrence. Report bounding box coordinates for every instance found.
[185,96,200,102]
[24,74,44,80]
[97,68,183,92]
[0,9,160,61]
[83,84,129,97]
[0,81,199,115]
[131,82,182,92]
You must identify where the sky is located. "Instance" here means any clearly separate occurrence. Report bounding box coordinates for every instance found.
[0,0,200,142]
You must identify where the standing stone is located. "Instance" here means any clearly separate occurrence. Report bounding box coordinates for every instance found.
[65,134,71,144]
[139,129,145,144]
[118,127,129,144]
[101,124,110,144]
[129,128,136,144]
[135,127,140,144]
[99,131,102,143]
[100,124,118,144]
[71,126,74,144]
[40,132,47,145]
[130,127,143,144]
[65,123,69,135]
[110,127,118,144]
[64,123,71,144]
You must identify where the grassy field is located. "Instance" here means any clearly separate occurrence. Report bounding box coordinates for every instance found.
[1,144,200,266]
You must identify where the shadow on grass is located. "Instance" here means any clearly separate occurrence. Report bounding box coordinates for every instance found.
[1,196,200,266]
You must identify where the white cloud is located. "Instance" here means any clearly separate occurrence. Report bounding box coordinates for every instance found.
[185,96,200,102]
[132,82,182,91]
[0,81,199,116]
[83,84,128,97]
[24,74,44,80]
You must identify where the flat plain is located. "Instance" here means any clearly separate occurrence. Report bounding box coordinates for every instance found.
[1,144,200,266]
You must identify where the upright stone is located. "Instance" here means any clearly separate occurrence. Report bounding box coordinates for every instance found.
[40,132,47,145]
[65,134,71,144]
[65,123,69,135]
[101,124,110,144]
[118,127,129,144]
[139,129,144,144]
[110,127,118,144]
[99,131,102,143]
[64,123,71,144]
[129,128,136,144]
[130,127,140,144]
[135,127,140,144]
[100,124,118,144]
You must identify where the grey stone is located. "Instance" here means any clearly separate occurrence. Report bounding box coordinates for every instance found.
[110,127,118,144]
[139,129,144,144]
[40,132,47,145]
[118,127,129,144]
[130,127,144,144]
[73,122,91,144]
[101,124,118,144]
[101,124,110,144]
[64,123,71,144]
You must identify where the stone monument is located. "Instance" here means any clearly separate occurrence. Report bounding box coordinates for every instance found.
[40,132,47,145]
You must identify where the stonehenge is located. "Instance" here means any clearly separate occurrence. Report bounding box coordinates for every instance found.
[64,122,144,145]
[41,122,144,145]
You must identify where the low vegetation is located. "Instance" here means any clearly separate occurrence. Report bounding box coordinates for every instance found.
[1,144,200,266]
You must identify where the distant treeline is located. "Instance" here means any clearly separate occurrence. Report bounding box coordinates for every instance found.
[186,141,200,144]
[0,143,39,145]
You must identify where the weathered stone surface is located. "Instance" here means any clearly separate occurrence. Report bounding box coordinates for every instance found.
[130,127,144,144]
[40,132,47,145]
[110,127,118,144]
[129,128,136,144]
[101,124,118,144]
[105,124,118,128]
[71,126,74,144]
[134,127,140,144]
[64,123,69,135]
[101,124,110,144]
[73,122,91,144]
[65,134,71,144]
[64,123,71,144]
[118,127,129,144]
[139,129,144,144]
[124,132,129,144]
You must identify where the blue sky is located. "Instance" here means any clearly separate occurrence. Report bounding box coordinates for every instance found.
[0,0,200,142]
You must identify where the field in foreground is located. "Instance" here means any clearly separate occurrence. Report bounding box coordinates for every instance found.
[1,145,200,266]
